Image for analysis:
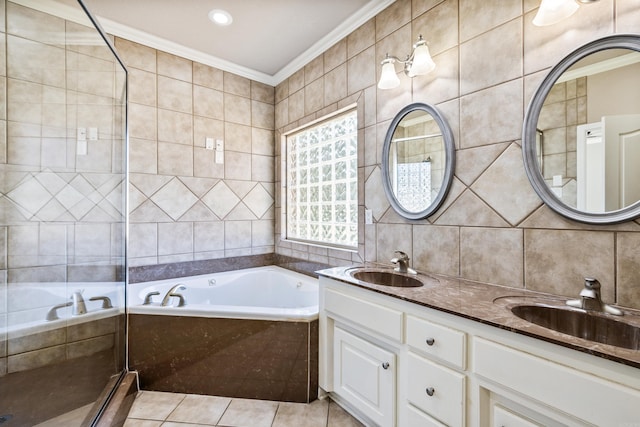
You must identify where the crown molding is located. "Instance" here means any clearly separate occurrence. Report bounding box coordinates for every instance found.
[271,0,396,85]
[97,17,277,85]
[11,0,396,87]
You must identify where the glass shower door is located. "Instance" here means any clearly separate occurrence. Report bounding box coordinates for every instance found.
[0,0,127,425]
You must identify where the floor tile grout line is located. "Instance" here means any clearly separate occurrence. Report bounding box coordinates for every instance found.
[163,392,188,422]
[269,401,281,427]
[213,396,233,426]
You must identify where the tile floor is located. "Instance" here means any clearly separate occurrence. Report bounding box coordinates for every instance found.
[124,391,365,427]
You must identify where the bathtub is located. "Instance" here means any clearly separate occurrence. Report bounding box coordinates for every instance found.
[127,265,320,403]
[2,282,124,374]
[128,265,319,321]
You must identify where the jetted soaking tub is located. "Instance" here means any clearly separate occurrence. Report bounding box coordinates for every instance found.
[127,265,320,402]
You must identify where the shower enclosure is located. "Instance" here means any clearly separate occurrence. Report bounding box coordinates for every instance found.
[0,0,128,425]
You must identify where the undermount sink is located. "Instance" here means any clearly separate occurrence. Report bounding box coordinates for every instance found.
[511,304,640,350]
[349,269,423,288]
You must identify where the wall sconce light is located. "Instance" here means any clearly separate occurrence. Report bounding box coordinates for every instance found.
[377,35,435,90]
[533,0,600,26]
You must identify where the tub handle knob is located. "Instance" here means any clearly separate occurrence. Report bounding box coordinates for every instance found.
[90,296,113,309]
[382,362,390,370]
[143,291,160,305]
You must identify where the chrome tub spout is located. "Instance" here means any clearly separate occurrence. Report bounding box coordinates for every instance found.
[161,284,187,307]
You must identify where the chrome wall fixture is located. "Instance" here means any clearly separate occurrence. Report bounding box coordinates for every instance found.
[377,35,435,90]
[533,0,600,26]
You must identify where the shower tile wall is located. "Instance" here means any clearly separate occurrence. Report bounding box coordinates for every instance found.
[1,2,126,374]
[117,38,276,267]
[274,0,640,310]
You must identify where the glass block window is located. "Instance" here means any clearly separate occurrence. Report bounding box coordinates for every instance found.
[285,107,358,250]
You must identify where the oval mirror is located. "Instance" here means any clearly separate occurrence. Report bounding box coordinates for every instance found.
[523,34,640,224]
[382,102,455,220]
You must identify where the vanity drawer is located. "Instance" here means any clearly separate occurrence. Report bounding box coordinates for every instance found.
[493,404,542,427]
[324,288,403,341]
[406,314,466,369]
[407,352,465,427]
[406,404,447,427]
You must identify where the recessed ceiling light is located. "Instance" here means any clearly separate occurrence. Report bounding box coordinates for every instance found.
[208,9,233,26]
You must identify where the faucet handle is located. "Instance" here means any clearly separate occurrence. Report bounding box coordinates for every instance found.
[584,277,600,290]
[90,296,113,309]
[394,250,409,260]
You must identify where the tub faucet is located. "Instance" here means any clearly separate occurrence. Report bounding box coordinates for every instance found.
[161,284,187,307]
[71,290,87,316]
[391,250,417,275]
[46,301,72,321]
[566,278,623,316]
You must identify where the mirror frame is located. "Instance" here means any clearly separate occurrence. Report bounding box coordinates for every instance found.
[382,102,455,220]
[523,34,640,224]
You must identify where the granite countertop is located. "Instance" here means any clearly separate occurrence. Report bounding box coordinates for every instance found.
[317,265,640,369]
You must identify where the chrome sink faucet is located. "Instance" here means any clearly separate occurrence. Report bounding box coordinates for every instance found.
[390,250,417,275]
[566,278,623,316]
[161,284,187,307]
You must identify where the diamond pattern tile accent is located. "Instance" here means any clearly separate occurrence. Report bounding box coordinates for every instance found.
[471,144,542,226]
[7,178,51,215]
[35,199,67,222]
[226,203,257,220]
[1,170,126,223]
[130,174,172,197]
[150,178,198,220]
[55,185,85,210]
[129,185,147,212]
[244,184,274,219]
[364,166,389,221]
[202,182,240,219]
[131,200,173,223]
[35,171,67,195]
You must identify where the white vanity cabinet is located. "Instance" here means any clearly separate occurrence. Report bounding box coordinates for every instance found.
[319,276,640,427]
[320,284,403,426]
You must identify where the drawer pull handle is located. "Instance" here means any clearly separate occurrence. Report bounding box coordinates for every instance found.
[426,337,435,346]
[426,387,435,396]
[382,362,390,370]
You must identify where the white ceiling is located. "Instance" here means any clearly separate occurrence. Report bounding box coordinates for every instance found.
[73,0,395,85]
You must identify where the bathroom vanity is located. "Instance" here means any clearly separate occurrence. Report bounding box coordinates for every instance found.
[318,267,640,427]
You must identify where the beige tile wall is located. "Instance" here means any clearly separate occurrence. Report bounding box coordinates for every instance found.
[0,1,127,376]
[118,39,276,266]
[274,0,640,309]
[0,2,127,281]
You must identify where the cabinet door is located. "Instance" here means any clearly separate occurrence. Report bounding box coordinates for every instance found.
[334,326,395,427]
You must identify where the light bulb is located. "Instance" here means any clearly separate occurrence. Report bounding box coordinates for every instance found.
[533,0,579,26]
[408,43,435,76]
[378,59,400,90]
[208,9,233,26]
